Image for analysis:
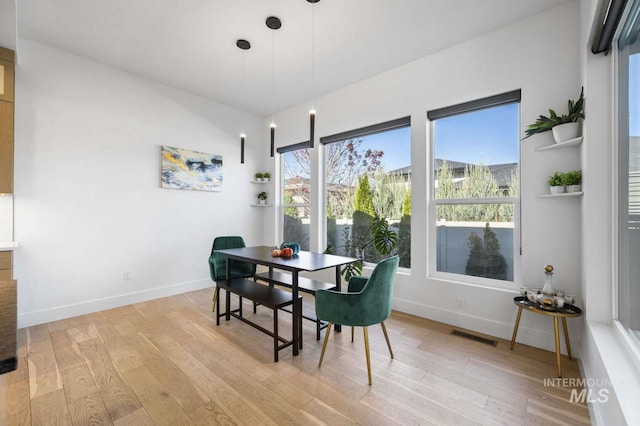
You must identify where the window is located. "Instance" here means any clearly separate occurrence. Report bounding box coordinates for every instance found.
[321,118,411,267]
[616,0,640,347]
[280,142,311,250]
[428,91,520,283]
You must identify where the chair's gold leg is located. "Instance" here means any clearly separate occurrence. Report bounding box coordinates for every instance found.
[351,326,354,342]
[318,323,332,367]
[211,286,217,312]
[381,321,394,359]
[364,326,372,385]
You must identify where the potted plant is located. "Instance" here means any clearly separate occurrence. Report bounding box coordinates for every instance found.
[255,172,264,182]
[523,87,585,143]
[548,172,565,195]
[563,170,582,193]
[263,172,271,182]
[325,216,398,281]
[257,191,267,205]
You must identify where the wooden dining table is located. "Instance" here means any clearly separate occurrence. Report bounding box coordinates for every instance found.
[214,246,357,356]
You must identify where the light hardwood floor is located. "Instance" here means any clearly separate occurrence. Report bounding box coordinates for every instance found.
[0,287,590,425]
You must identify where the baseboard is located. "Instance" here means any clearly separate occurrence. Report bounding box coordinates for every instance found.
[393,297,581,357]
[18,279,213,328]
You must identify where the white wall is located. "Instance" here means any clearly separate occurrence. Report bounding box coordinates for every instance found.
[14,39,264,327]
[265,2,583,353]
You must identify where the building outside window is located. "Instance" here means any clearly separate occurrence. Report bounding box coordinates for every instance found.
[321,118,411,268]
[616,0,640,348]
[429,91,520,283]
[280,142,311,250]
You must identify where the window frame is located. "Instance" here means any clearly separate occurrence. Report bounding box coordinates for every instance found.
[320,117,412,268]
[427,91,521,288]
[613,0,640,352]
[279,141,311,249]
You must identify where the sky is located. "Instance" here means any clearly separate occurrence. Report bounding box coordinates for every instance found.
[283,103,519,177]
[630,53,639,136]
[434,102,519,166]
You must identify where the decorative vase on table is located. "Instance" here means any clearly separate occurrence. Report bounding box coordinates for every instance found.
[542,265,555,296]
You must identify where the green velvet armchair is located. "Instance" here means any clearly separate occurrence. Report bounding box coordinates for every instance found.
[209,236,256,312]
[315,255,399,384]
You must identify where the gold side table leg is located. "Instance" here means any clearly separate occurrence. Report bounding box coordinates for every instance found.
[510,307,523,350]
[561,317,572,360]
[554,317,562,377]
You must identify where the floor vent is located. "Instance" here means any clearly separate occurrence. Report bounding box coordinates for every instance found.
[450,329,498,347]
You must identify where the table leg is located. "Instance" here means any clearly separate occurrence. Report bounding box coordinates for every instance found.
[225,258,231,321]
[510,307,523,350]
[334,266,342,332]
[562,317,572,360]
[292,271,300,355]
[554,317,562,377]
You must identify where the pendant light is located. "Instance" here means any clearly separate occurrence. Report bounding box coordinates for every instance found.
[236,39,251,164]
[308,0,319,149]
[266,16,281,158]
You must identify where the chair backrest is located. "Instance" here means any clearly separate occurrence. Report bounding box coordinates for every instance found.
[359,256,399,324]
[209,236,256,281]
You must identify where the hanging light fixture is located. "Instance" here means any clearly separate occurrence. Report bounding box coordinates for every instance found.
[266,16,281,158]
[307,0,319,149]
[236,39,251,164]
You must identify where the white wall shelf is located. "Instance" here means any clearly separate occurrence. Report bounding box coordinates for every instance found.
[250,180,272,184]
[536,192,583,198]
[251,203,273,207]
[535,136,583,152]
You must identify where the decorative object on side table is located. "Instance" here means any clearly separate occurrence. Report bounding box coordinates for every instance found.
[542,264,554,296]
[523,87,585,143]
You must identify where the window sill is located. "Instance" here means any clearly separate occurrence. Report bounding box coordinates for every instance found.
[586,320,640,425]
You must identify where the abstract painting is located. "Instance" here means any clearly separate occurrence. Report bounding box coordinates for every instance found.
[161,145,223,191]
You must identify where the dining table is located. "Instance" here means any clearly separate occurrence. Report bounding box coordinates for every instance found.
[214,246,358,356]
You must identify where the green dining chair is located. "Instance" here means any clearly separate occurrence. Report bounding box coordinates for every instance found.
[209,236,256,312]
[315,255,399,385]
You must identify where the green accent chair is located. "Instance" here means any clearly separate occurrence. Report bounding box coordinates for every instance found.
[209,236,256,312]
[315,255,399,385]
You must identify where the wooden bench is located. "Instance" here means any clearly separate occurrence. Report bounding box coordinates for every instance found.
[254,271,336,340]
[215,278,301,362]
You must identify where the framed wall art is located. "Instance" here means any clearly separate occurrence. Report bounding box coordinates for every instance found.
[161,145,223,192]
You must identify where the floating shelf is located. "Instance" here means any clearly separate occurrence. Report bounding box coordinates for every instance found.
[251,203,273,207]
[250,180,272,184]
[535,136,583,152]
[537,192,583,198]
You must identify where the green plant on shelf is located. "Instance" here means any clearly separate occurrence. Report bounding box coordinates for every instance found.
[523,87,585,139]
[548,172,564,187]
[562,170,582,186]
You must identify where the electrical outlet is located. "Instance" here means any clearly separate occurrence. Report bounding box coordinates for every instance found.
[123,272,130,281]
[456,297,465,309]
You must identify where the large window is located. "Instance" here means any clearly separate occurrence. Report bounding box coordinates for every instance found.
[280,142,311,250]
[616,0,640,347]
[321,118,411,268]
[429,91,520,283]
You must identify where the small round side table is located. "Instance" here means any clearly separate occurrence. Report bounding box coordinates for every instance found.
[510,296,583,377]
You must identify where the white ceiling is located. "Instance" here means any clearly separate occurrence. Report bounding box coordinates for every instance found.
[17,0,570,116]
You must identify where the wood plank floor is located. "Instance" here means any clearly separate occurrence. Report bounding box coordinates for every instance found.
[0,287,590,425]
